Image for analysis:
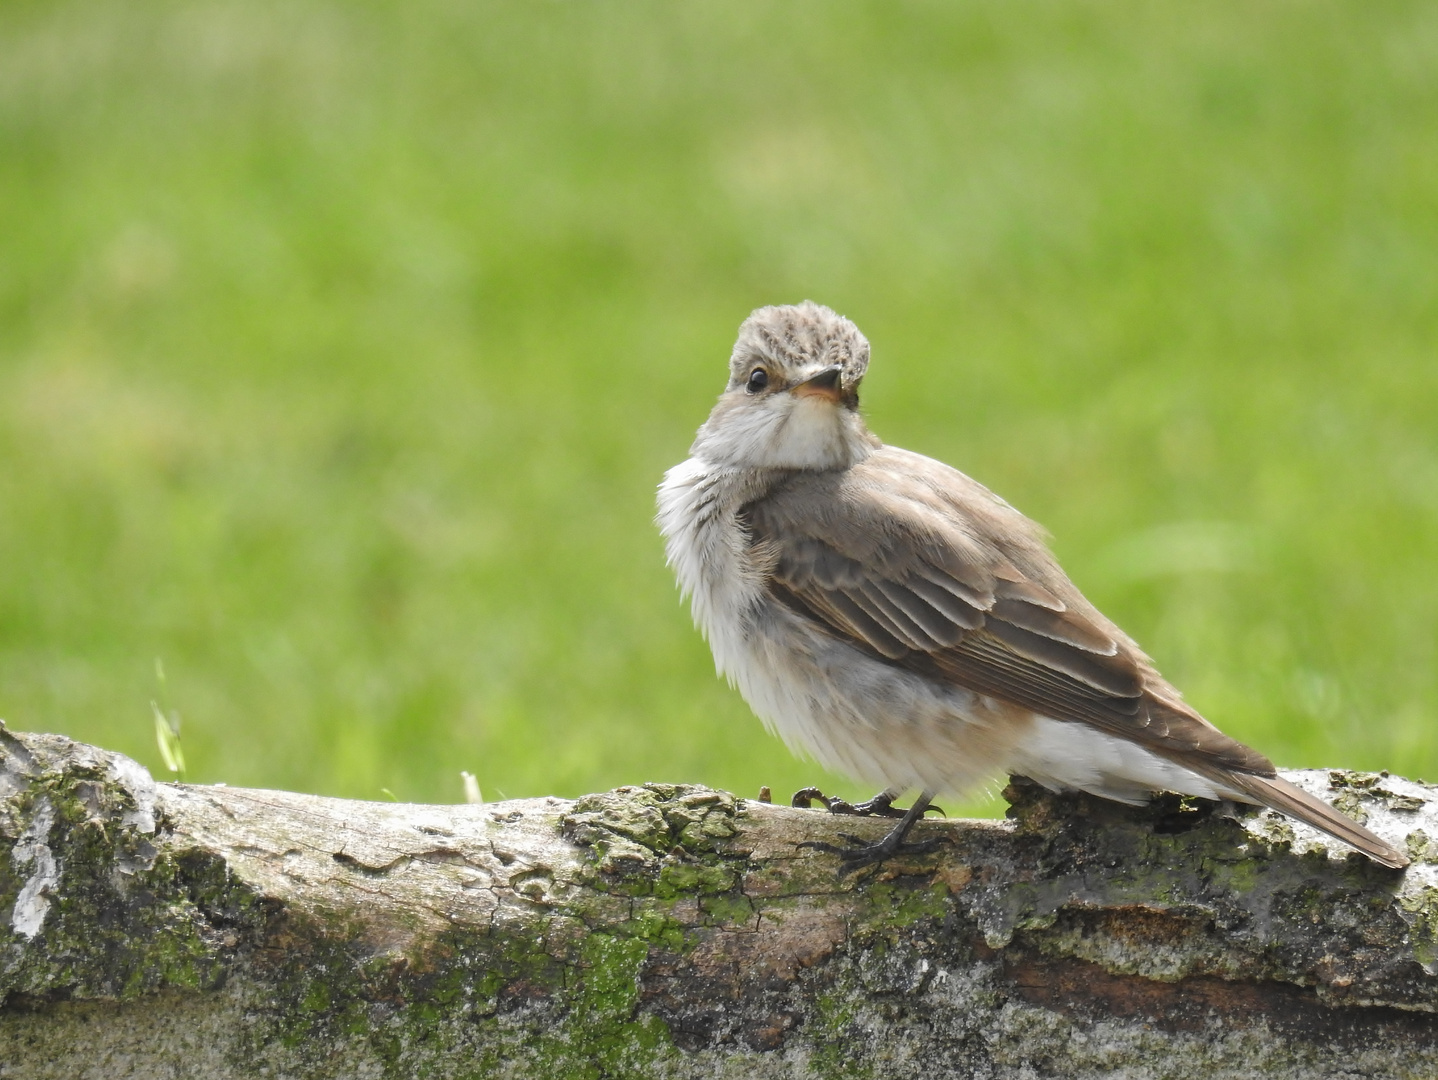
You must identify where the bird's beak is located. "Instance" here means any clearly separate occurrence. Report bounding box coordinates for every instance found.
[791,365,844,404]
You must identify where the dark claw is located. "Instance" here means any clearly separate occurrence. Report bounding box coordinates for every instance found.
[790,787,859,813]
[790,788,917,819]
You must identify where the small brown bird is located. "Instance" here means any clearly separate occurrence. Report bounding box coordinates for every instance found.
[658,301,1407,872]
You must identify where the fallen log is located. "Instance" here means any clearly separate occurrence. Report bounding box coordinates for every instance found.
[2,722,1437,1078]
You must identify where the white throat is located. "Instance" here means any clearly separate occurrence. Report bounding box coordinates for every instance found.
[690,396,874,472]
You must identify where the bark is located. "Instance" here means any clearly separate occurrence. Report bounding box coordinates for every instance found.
[2,723,1437,1079]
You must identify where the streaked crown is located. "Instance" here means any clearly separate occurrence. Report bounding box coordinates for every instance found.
[727,301,870,392]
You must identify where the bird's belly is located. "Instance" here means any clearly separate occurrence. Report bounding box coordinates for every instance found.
[728,607,1030,798]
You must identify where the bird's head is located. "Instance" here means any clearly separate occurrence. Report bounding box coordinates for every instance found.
[690,301,879,471]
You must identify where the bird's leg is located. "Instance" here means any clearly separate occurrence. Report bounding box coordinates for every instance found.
[799,791,947,875]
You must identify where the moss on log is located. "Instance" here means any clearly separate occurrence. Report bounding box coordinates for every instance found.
[3,722,1438,1078]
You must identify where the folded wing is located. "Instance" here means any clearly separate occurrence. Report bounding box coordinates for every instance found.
[743,447,1272,777]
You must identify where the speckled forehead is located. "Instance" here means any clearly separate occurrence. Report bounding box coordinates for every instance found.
[727,303,870,387]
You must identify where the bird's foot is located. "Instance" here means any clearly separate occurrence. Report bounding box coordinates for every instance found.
[799,829,948,876]
[795,790,949,876]
[789,787,942,819]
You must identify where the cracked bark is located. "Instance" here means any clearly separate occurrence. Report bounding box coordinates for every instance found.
[3,723,1438,1079]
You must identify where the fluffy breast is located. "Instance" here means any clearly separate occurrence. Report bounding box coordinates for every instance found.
[656,457,767,682]
[658,457,1023,796]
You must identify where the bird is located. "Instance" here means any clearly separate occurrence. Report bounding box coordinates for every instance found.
[656,300,1408,873]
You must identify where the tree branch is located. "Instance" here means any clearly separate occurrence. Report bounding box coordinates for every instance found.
[3,722,1436,1078]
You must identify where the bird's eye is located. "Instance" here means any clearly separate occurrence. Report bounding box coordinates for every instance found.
[746,368,769,393]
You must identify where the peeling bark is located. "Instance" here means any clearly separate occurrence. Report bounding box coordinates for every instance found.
[2,722,1437,1078]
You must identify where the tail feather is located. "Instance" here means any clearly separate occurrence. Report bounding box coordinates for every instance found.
[1221,771,1409,869]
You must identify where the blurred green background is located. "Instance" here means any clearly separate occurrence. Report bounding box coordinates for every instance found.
[1,0,1435,815]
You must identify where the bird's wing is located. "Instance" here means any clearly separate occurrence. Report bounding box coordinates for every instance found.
[741,447,1272,776]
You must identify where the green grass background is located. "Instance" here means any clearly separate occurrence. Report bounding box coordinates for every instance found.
[1,0,1435,815]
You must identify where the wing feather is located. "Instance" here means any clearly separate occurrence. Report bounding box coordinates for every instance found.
[813,586,910,659]
[983,620,1139,696]
[873,578,967,646]
[904,575,986,630]
[990,597,1118,655]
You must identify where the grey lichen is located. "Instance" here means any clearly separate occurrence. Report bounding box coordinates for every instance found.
[9,794,57,940]
[4,726,1438,1079]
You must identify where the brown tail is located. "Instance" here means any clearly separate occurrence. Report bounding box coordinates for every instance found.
[1220,771,1409,869]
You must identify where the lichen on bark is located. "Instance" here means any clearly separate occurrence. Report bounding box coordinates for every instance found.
[3,723,1438,1079]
